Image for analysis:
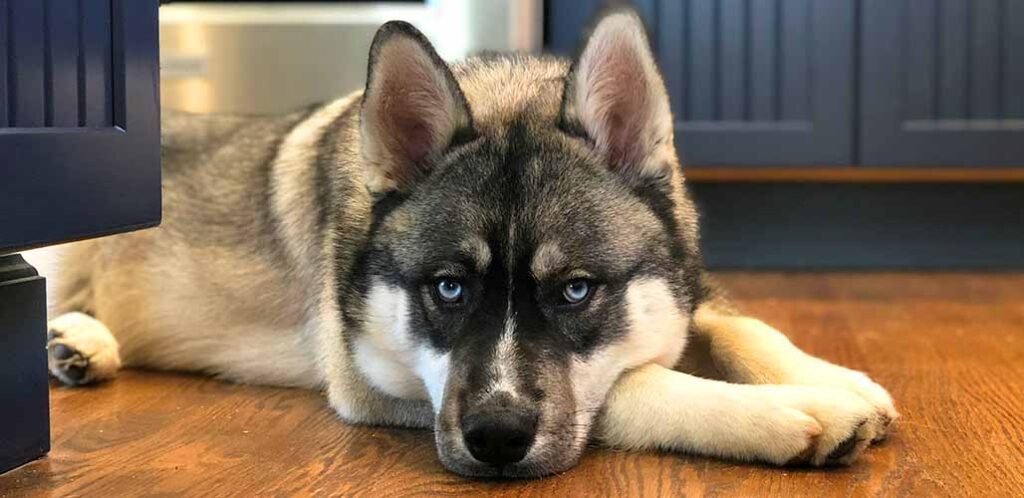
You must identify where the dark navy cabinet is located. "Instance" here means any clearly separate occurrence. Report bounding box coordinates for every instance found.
[547,0,1024,167]
[0,0,160,474]
[1,0,161,254]
[658,0,854,165]
[860,0,1024,165]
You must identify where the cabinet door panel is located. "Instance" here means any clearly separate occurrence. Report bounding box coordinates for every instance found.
[547,0,855,166]
[861,0,1024,165]
[0,0,160,253]
[658,0,853,165]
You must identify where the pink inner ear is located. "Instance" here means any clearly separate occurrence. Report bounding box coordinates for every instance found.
[579,31,654,171]
[364,37,466,187]
[598,57,651,171]
[379,93,444,179]
[603,83,650,171]
[396,118,432,169]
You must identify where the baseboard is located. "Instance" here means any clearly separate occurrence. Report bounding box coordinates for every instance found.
[689,182,1024,269]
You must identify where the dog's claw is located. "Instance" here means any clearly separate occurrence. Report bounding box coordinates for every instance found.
[826,433,862,463]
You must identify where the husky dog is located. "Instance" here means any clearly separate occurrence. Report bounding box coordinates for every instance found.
[38,9,896,477]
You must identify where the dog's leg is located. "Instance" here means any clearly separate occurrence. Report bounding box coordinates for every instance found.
[682,302,898,443]
[599,363,878,466]
[47,311,121,386]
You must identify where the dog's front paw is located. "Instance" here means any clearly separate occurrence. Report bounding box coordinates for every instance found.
[47,312,121,386]
[739,384,881,467]
[784,357,898,443]
[777,385,885,466]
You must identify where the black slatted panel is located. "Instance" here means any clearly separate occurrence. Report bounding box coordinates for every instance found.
[862,0,1024,165]
[660,0,854,164]
[687,0,716,121]
[80,0,112,127]
[719,0,746,121]
[1,0,112,129]
[0,0,7,125]
[1007,0,1024,119]
[662,0,815,125]
[749,0,778,121]
[779,0,810,121]
[938,0,969,120]
[0,0,160,253]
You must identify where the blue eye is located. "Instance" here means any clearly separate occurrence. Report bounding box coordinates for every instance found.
[562,279,592,304]
[435,278,464,303]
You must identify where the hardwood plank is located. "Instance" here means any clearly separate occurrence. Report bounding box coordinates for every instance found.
[2,273,1023,496]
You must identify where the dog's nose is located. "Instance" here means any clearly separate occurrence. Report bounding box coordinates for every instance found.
[461,407,539,465]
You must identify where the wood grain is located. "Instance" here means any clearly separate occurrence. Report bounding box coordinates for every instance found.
[2,273,1023,497]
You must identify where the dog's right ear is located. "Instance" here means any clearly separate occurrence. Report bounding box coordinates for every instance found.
[360,21,475,193]
[560,8,674,184]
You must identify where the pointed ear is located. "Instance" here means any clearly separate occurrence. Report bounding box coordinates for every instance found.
[361,21,475,192]
[560,9,675,182]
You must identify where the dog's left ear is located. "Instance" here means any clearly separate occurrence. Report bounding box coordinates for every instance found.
[561,9,675,182]
[361,21,475,193]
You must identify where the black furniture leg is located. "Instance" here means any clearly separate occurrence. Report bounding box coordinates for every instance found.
[0,254,50,473]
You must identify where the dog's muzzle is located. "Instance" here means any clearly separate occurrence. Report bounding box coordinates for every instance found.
[460,398,539,466]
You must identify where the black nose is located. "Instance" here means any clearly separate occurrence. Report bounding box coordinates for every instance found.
[461,407,539,465]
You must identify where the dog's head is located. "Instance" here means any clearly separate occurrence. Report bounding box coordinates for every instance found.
[347,8,702,477]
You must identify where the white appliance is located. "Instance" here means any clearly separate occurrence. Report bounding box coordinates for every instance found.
[159,1,543,114]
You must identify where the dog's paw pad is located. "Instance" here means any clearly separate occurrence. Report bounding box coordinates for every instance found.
[46,312,121,387]
[50,342,75,360]
[48,341,92,385]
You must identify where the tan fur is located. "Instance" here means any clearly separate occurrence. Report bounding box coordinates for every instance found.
[597,301,897,465]
[600,364,879,466]
[529,242,565,281]
[570,278,690,453]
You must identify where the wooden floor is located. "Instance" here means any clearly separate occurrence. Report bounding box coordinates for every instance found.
[3,273,1023,497]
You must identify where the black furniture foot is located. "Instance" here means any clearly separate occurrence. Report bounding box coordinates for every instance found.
[0,254,50,473]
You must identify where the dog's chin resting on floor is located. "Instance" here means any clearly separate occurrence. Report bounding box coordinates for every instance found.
[29,7,897,478]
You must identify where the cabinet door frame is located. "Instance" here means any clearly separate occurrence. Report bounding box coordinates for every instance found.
[859,0,1024,166]
[657,0,855,166]
[0,0,161,253]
